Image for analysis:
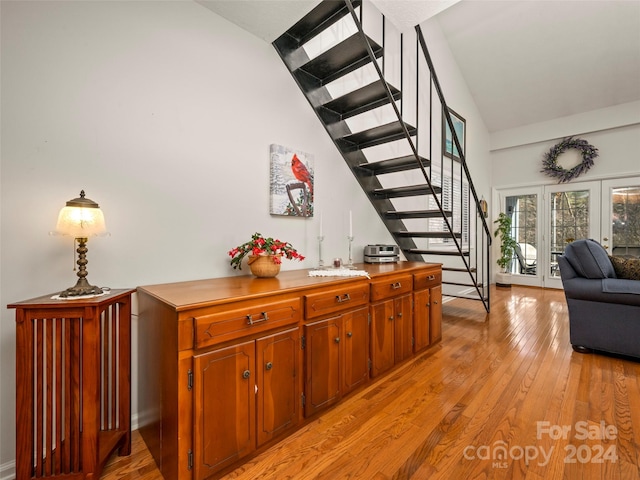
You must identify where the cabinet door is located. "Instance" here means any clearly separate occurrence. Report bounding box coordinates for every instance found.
[193,341,256,480]
[304,317,341,417]
[394,294,413,363]
[429,285,442,343]
[342,307,369,394]
[256,328,300,446]
[370,300,394,378]
[413,289,430,352]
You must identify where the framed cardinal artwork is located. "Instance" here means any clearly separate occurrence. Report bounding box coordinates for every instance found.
[269,144,314,217]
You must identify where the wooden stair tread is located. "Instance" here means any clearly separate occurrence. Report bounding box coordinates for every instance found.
[322,80,401,121]
[442,266,477,273]
[372,183,440,198]
[298,33,382,85]
[339,121,416,151]
[384,209,450,219]
[394,231,461,239]
[283,0,362,47]
[358,154,430,174]
[408,249,470,256]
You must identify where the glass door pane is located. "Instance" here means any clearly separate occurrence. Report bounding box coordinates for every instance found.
[496,186,543,287]
[545,181,600,289]
[506,194,538,276]
[602,177,640,259]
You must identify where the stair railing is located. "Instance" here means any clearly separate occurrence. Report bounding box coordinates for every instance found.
[344,0,490,310]
[416,25,492,310]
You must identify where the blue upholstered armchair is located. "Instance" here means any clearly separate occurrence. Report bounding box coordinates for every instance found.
[558,239,640,359]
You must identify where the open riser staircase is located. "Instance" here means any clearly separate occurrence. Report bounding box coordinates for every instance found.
[274,0,491,311]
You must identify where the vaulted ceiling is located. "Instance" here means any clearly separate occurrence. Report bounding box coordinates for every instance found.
[197,0,640,134]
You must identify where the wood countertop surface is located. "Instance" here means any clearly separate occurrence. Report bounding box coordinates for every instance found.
[137,262,441,311]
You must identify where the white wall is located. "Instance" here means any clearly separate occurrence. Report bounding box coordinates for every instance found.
[421,17,492,199]
[491,105,640,189]
[0,0,399,473]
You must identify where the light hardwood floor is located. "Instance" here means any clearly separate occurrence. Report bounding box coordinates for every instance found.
[102,286,640,479]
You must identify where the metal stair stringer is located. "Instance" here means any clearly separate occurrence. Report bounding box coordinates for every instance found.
[273,0,491,311]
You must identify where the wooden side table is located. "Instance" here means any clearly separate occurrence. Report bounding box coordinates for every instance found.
[8,289,134,479]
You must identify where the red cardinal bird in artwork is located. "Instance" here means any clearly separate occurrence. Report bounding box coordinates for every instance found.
[291,153,313,196]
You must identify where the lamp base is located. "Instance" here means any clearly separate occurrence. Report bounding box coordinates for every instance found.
[59,277,104,298]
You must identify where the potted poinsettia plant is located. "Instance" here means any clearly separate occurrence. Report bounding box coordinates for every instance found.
[228,232,304,277]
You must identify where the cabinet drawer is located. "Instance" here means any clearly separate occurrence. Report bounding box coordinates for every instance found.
[370,274,413,301]
[194,298,301,349]
[305,283,369,320]
[413,270,442,290]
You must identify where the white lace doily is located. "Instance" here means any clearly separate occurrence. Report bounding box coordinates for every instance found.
[308,269,370,279]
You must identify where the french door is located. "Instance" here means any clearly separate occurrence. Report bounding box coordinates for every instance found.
[543,181,600,289]
[498,177,640,289]
[496,180,603,289]
[601,176,640,258]
[497,187,542,287]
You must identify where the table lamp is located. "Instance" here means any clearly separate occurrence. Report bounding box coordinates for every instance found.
[55,190,107,297]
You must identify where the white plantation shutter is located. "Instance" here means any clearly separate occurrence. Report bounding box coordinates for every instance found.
[428,167,470,248]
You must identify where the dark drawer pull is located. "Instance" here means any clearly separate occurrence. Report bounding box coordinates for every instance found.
[427,275,435,281]
[265,362,273,371]
[246,311,269,326]
[335,293,351,303]
[242,370,251,379]
[391,282,402,289]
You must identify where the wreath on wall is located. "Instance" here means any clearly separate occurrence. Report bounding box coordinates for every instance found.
[541,136,599,183]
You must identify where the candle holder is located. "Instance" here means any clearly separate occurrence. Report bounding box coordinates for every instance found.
[316,235,326,269]
[344,235,356,269]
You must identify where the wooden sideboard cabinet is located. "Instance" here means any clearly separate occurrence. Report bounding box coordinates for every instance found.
[8,289,134,480]
[137,262,441,480]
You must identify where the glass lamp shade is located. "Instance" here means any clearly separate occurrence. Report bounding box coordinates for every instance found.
[55,190,106,238]
[54,190,107,297]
